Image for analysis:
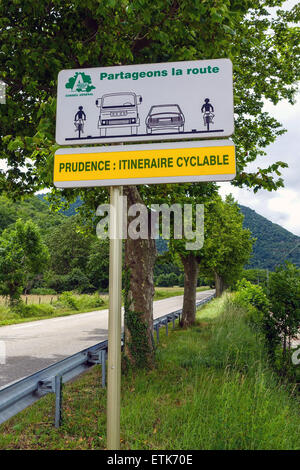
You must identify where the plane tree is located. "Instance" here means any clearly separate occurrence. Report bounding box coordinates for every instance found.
[0,220,49,305]
[167,194,254,326]
[202,195,254,298]
[146,182,217,323]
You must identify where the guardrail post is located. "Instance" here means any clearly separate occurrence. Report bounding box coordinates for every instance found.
[166,320,168,336]
[101,350,106,388]
[54,375,62,428]
[172,317,175,329]
[155,324,159,343]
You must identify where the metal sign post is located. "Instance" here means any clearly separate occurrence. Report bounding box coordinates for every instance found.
[107,185,123,450]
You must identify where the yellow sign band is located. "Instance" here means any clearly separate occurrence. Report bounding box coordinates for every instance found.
[54,145,235,184]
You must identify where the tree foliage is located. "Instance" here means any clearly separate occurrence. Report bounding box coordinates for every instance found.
[268,262,300,373]
[0,0,299,197]
[235,263,300,377]
[45,217,93,275]
[86,238,110,291]
[0,219,49,304]
[201,195,255,295]
[0,194,65,234]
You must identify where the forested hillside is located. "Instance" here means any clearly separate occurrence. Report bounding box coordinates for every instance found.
[239,205,300,269]
[0,195,298,295]
[36,194,300,270]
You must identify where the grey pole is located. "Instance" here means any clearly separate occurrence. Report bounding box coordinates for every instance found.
[54,376,62,428]
[101,350,106,388]
[107,186,123,450]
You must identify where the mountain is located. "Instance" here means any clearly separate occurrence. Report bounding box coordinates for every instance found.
[36,193,300,270]
[239,205,300,269]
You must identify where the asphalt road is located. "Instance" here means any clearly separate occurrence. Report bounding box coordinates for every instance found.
[0,290,214,388]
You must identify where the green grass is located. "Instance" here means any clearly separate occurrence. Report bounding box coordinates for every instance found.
[0,294,109,327]
[0,287,210,327]
[1,294,300,450]
[154,285,210,300]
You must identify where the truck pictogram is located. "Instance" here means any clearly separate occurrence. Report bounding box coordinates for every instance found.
[95,92,142,137]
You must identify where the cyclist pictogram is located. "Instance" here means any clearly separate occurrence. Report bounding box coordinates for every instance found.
[74,106,86,139]
[201,98,215,131]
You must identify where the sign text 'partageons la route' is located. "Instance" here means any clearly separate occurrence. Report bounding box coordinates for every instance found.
[56,59,234,146]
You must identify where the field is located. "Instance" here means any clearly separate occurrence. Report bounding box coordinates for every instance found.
[1,295,299,450]
[0,295,59,306]
[0,287,209,327]
[0,293,109,326]
[0,286,209,305]
[154,285,209,300]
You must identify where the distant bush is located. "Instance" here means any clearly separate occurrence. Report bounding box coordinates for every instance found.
[154,262,181,287]
[44,272,69,293]
[233,279,270,327]
[45,268,91,293]
[76,293,105,310]
[30,287,57,295]
[14,302,55,318]
[237,268,268,288]
[55,291,105,311]
[178,273,184,287]
[56,291,79,310]
[268,262,300,375]
[156,273,179,287]
[66,268,91,293]
[175,273,210,288]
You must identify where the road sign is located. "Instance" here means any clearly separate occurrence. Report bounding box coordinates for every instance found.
[56,59,234,146]
[53,140,235,188]
[55,58,235,450]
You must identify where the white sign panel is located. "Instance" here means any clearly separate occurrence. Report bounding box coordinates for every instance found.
[56,59,234,146]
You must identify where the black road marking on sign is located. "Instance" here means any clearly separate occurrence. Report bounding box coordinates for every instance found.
[65,129,225,141]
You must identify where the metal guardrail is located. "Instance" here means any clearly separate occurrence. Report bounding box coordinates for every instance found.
[0,293,215,427]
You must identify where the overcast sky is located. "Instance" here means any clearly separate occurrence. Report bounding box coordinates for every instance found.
[219,94,300,236]
[219,0,300,236]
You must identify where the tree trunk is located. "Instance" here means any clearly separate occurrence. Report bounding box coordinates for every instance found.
[123,186,157,369]
[214,271,225,297]
[181,253,199,327]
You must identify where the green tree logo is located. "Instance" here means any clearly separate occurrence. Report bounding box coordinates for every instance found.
[65,72,95,93]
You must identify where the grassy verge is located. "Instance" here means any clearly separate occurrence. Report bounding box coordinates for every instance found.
[154,285,210,300]
[1,294,299,450]
[0,293,109,327]
[0,304,109,327]
[0,287,210,327]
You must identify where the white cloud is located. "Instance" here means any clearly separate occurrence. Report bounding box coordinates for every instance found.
[219,74,300,237]
[219,183,300,237]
